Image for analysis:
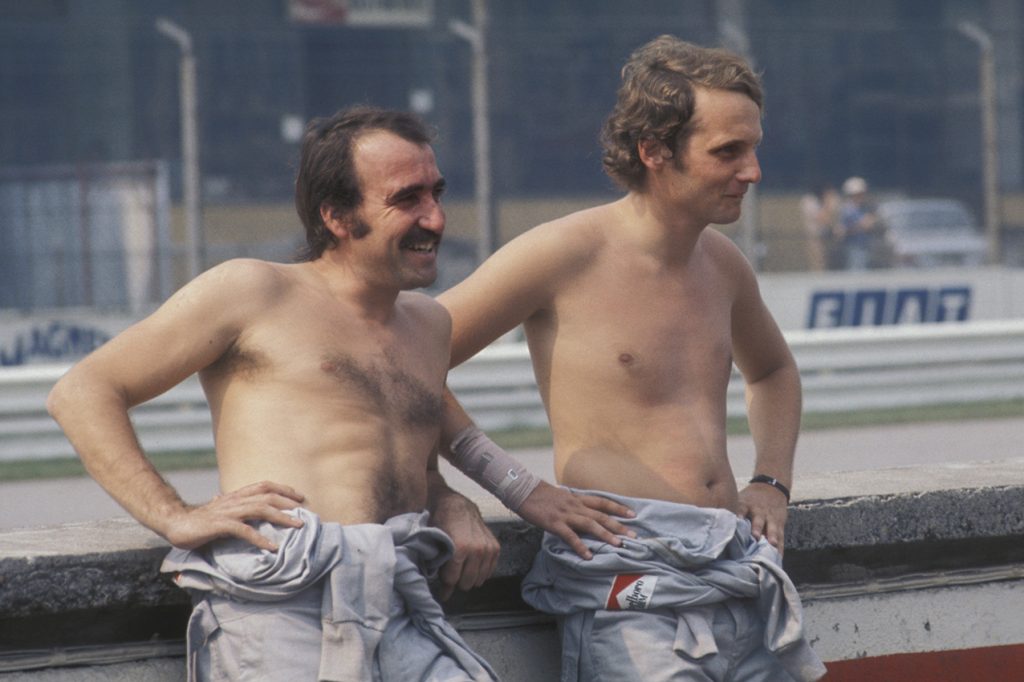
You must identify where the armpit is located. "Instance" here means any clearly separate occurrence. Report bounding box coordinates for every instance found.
[206,343,269,381]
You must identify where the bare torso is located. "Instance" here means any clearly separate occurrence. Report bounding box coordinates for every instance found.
[443,88,794,523]
[522,204,741,511]
[199,261,449,524]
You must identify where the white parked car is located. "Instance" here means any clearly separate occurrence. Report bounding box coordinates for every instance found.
[875,198,989,267]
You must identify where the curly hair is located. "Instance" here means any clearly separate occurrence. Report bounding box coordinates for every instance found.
[600,35,763,191]
[293,106,434,261]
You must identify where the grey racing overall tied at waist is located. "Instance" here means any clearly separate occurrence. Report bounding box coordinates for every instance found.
[162,508,497,682]
[521,490,827,681]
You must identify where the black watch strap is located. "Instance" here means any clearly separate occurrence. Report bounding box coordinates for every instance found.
[749,474,791,502]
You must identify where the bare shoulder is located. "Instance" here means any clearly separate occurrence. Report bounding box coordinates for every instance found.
[701,228,748,262]
[60,259,298,400]
[700,229,758,285]
[191,258,292,300]
[495,202,612,276]
[527,203,610,254]
[399,290,449,319]
[148,258,297,340]
[398,291,451,333]
[438,204,608,312]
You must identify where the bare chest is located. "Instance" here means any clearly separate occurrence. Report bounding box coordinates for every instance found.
[538,258,735,395]
[204,308,446,428]
[316,346,443,426]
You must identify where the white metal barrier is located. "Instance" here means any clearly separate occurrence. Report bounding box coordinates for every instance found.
[2,320,1022,462]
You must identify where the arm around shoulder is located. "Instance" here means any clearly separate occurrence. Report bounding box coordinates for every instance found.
[439,218,591,366]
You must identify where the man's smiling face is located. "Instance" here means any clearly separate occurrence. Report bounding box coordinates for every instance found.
[348,130,447,291]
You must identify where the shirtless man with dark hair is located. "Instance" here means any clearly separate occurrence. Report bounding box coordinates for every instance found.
[48,105,628,681]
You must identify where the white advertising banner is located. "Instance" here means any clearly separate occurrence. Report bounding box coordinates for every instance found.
[0,310,138,367]
[758,267,1024,330]
[1,268,1022,365]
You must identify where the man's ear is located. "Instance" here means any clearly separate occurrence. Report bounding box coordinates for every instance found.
[638,137,673,170]
[320,202,351,240]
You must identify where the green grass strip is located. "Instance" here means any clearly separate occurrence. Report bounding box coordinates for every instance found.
[797,398,1023,433]
[2,399,1020,482]
[0,451,217,483]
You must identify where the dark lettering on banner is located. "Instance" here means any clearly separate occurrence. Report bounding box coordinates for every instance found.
[807,291,845,328]
[0,321,111,366]
[892,288,931,323]
[936,287,971,322]
[807,285,972,329]
[851,289,887,327]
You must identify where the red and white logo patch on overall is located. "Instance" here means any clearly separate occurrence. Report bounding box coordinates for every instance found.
[605,573,658,610]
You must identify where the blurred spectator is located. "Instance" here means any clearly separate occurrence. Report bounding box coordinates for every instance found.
[799,183,841,271]
[839,176,880,270]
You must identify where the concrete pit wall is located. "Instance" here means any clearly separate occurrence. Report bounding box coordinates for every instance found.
[2,459,1024,681]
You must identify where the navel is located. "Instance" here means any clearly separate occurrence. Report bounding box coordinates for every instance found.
[618,352,636,366]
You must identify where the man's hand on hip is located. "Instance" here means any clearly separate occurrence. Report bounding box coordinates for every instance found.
[162,480,306,553]
[738,483,788,555]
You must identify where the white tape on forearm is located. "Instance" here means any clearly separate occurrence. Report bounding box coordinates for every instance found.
[449,426,541,511]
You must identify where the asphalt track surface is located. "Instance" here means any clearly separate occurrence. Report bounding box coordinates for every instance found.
[1,417,1021,531]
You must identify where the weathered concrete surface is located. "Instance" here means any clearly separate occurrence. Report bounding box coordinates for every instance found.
[4,459,1024,679]
[790,479,1024,549]
[0,520,181,619]
[0,660,183,682]
[803,577,1024,663]
[4,460,1024,616]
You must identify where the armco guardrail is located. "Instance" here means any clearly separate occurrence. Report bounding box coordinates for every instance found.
[1,320,1023,462]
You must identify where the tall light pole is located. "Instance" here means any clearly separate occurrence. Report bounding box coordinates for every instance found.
[156,17,204,279]
[957,21,1001,265]
[450,0,495,265]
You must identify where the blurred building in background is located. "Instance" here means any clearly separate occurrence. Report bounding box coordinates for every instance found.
[1,0,1023,313]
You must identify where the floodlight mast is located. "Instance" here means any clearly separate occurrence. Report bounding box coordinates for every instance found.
[957,21,1001,265]
[450,0,495,266]
[156,17,204,280]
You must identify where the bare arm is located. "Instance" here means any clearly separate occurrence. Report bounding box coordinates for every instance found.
[439,218,591,366]
[426,448,500,600]
[439,227,636,555]
[47,260,304,550]
[729,254,802,552]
